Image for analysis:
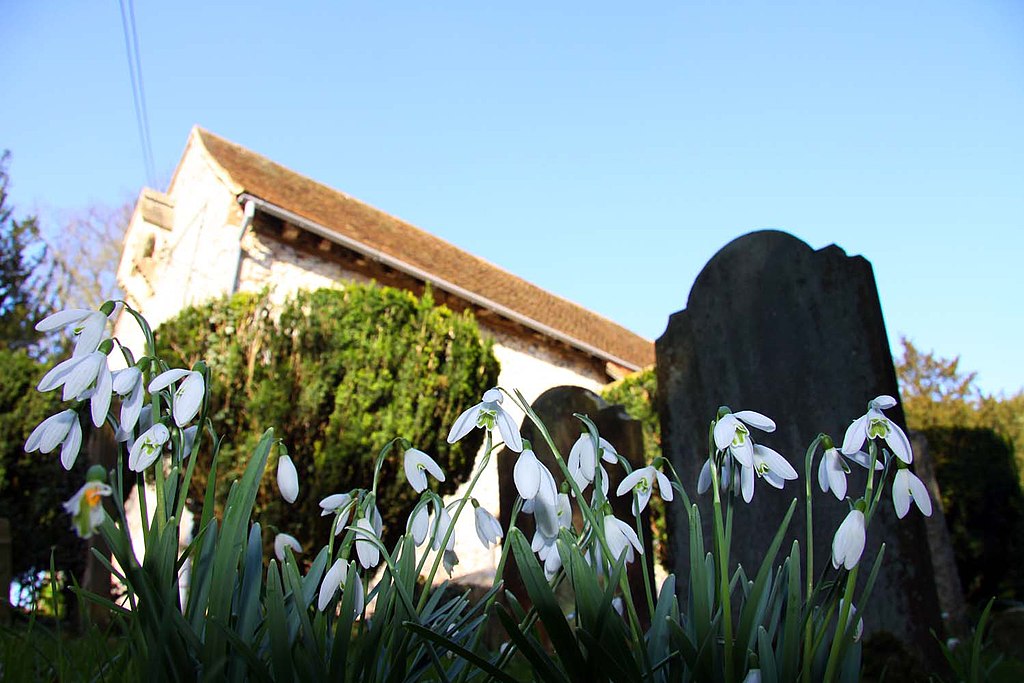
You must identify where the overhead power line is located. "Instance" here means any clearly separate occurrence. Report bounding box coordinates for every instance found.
[118,0,156,186]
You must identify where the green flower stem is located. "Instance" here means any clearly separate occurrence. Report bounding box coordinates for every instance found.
[803,435,824,682]
[823,565,859,683]
[635,511,656,620]
[709,455,735,683]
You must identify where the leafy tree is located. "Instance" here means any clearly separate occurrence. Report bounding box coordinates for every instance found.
[897,337,1024,478]
[0,151,53,352]
[154,285,499,556]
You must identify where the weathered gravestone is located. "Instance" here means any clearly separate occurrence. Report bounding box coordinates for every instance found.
[656,230,945,658]
[497,386,655,624]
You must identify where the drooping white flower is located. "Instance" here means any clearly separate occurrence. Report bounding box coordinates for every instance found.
[38,351,108,403]
[35,308,109,358]
[86,360,113,428]
[128,423,171,472]
[567,433,619,488]
[408,503,431,546]
[603,513,644,564]
[616,465,674,514]
[317,559,363,615]
[531,491,572,540]
[893,468,932,518]
[513,448,557,505]
[25,409,83,470]
[714,410,776,468]
[403,448,445,493]
[446,388,523,452]
[112,367,145,435]
[751,444,798,492]
[474,505,503,549]
[63,480,112,539]
[320,492,352,516]
[149,369,205,428]
[355,515,381,569]
[839,599,864,642]
[430,505,456,553]
[831,509,866,570]
[277,454,299,504]
[273,533,303,561]
[842,395,912,464]
[817,447,882,500]
[443,549,459,576]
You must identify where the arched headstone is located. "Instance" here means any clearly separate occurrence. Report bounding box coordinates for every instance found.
[656,230,945,658]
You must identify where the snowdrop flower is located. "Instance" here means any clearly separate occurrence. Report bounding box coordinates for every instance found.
[831,509,866,570]
[431,505,456,553]
[149,369,205,428]
[403,448,445,493]
[530,491,572,540]
[817,446,882,500]
[37,351,108,403]
[474,503,504,549]
[317,559,364,615]
[273,533,302,561]
[568,433,619,487]
[842,395,912,464]
[354,515,381,569]
[603,513,644,564]
[35,308,109,358]
[25,409,83,470]
[616,465,674,514]
[750,444,798,494]
[408,503,431,546]
[447,388,523,452]
[714,410,776,468]
[840,599,865,642]
[513,448,557,505]
[893,468,932,518]
[320,492,352,516]
[63,480,112,539]
[112,367,144,435]
[443,549,459,576]
[128,423,171,472]
[277,454,299,504]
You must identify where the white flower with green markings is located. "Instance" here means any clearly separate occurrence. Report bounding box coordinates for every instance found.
[148,369,205,428]
[616,465,673,514]
[842,395,912,463]
[446,388,523,452]
[403,448,445,493]
[714,410,776,468]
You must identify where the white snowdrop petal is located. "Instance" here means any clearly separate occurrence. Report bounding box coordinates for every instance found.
[35,308,92,332]
[60,417,83,470]
[734,410,776,432]
[148,368,191,393]
[277,455,299,504]
[446,405,481,444]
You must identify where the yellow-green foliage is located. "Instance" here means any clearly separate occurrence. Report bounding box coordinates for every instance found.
[155,284,500,555]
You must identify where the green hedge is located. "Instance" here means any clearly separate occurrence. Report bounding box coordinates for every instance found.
[921,426,1024,602]
[0,348,85,593]
[155,284,500,555]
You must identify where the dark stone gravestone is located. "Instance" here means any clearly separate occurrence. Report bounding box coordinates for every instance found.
[497,386,655,625]
[656,230,945,659]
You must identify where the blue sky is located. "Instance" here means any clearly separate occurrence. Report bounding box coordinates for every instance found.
[3,1,1022,394]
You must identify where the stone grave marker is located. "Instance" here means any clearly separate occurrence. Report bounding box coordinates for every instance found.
[497,385,654,624]
[656,230,946,658]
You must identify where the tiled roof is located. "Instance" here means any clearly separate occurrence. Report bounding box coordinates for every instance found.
[194,127,654,370]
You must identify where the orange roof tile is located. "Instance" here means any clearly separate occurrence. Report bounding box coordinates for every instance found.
[194,127,654,370]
